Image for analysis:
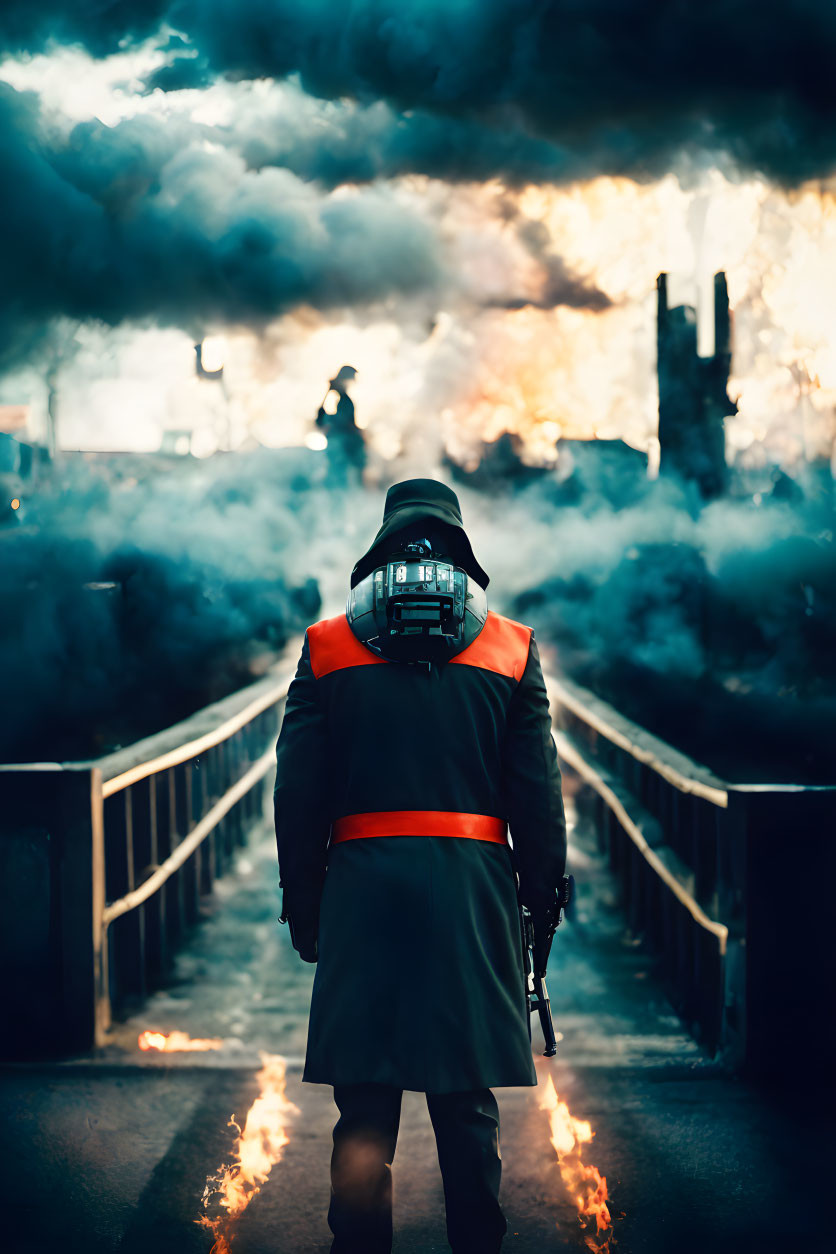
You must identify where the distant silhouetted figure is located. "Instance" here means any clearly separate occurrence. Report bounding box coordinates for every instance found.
[316,365,365,485]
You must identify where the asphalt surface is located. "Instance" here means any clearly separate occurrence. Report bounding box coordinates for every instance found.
[1,785,823,1254]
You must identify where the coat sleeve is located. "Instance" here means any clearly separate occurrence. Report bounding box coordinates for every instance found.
[502,632,567,911]
[274,633,332,949]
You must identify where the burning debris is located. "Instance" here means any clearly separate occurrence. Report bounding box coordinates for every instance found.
[138,1030,223,1052]
[538,1074,615,1252]
[197,1052,298,1254]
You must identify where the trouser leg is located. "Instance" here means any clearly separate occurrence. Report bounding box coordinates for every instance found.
[426,1088,507,1254]
[328,1083,403,1254]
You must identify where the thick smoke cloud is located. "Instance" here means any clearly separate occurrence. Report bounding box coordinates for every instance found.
[225,91,595,188]
[2,0,833,790]
[0,447,377,762]
[49,83,601,195]
[143,54,214,94]
[0,81,617,374]
[3,1,836,183]
[0,83,442,371]
[0,2,167,57]
[461,464,836,785]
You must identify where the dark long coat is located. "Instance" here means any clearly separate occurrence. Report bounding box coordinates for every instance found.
[274,610,567,1093]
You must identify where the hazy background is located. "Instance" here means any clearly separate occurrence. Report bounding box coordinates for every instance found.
[1,1,834,781]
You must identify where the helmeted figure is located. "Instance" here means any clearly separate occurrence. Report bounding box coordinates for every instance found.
[274,479,567,1254]
[315,364,365,484]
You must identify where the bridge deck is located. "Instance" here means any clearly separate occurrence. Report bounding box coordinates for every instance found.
[1,794,820,1254]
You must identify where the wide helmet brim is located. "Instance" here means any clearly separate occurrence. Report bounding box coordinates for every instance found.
[350,480,489,590]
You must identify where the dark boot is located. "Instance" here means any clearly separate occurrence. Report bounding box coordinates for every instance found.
[328,1083,403,1254]
[426,1087,507,1254]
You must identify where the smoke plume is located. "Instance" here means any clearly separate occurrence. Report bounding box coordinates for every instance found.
[0,82,443,372]
[0,447,363,762]
[459,462,836,785]
[0,1,833,789]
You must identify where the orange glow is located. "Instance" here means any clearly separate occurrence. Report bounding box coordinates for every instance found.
[10,498,20,510]
[138,1029,223,1052]
[539,1074,615,1251]
[197,1052,299,1254]
[439,171,836,470]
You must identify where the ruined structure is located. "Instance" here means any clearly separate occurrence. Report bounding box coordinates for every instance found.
[657,272,736,498]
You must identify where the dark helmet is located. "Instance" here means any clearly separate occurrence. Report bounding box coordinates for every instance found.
[350,478,488,590]
[330,364,358,388]
[347,479,488,664]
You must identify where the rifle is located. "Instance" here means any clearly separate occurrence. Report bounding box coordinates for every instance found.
[520,875,574,1057]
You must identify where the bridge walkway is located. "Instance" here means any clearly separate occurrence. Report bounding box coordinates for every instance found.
[0,787,818,1254]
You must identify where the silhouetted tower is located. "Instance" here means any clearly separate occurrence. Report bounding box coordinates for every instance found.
[657,272,736,499]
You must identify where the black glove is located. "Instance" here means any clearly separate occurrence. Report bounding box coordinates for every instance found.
[530,903,558,976]
[528,875,574,975]
[279,906,319,963]
[287,915,318,963]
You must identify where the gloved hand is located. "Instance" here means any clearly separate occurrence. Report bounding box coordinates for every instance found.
[527,875,574,975]
[529,901,559,976]
[297,940,318,964]
[279,906,319,963]
[287,915,318,963]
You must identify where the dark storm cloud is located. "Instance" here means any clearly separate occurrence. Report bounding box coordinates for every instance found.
[40,83,582,197]
[0,1,168,56]
[4,1,836,184]
[118,81,616,192]
[216,85,701,189]
[0,83,442,371]
[213,97,590,188]
[169,0,836,189]
[142,54,213,94]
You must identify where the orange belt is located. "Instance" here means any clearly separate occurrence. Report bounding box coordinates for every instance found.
[331,810,508,845]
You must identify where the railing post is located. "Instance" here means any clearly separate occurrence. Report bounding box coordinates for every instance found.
[726,787,836,1078]
[56,767,108,1051]
[0,766,105,1056]
[193,757,214,895]
[175,761,200,924]
[161,769,183,947]
[133,775,167,978]
[107,787,146,1004]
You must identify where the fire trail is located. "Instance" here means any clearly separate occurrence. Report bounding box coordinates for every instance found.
[0,791,821,1254]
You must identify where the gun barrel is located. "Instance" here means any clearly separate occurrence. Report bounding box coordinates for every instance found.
[533,975,558,1057]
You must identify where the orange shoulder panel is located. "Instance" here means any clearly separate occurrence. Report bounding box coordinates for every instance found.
[307,614,388,679]
[449,611,531,681]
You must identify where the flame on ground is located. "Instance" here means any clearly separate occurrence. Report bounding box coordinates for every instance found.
[539,1074,615,1252]
[138,1029,224,1052]
[197,1052,299,1254]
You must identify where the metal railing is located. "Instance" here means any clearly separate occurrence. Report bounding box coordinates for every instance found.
[0,650,298,1055]
[3,637,833,1075]
[548,672,836,1073]
[95,662,297,1041]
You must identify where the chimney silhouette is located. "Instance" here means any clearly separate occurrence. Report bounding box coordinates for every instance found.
[656,272,736,498]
